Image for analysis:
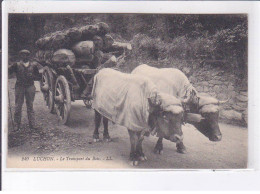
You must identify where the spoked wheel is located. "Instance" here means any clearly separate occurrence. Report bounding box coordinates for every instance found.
[40,66,55,113]
[54,75,71,125]
[83,99,92,109]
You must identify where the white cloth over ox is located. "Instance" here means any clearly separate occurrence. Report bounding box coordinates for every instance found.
[132,64,220,113]
[132,64,194,99]
[91,68,158,132]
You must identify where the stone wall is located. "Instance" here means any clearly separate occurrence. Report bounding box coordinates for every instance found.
[185,65,247,126]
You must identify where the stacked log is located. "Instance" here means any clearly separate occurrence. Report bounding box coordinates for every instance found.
[35,23,110,50]
[35,50,54,65]
[52,49,76,68]
[65,27,82,45]
[35,22,131,68]
[113,42,132,51]
[72,41,95,60]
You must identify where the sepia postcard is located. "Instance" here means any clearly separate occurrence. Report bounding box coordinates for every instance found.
[3,1,251,171]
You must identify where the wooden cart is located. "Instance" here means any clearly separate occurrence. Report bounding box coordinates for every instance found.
[40,65,98,125]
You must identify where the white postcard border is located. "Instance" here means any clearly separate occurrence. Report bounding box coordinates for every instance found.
[2,0,260,190]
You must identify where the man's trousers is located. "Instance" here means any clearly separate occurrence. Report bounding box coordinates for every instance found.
[14,84,36,128]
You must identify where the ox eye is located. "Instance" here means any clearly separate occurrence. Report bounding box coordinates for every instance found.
[163,117,169,123]
[162,114,169,122]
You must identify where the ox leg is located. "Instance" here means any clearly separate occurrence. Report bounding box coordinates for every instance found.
[176,141,187,154]
[154,137,163,154]
[103,117,111,142]
[136,132,147,161]
[93,110,101,142]
[128,129,139,166]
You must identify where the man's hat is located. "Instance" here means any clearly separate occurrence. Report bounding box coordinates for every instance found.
[19,49,31,56]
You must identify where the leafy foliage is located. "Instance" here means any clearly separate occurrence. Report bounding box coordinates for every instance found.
[9,14,247,74]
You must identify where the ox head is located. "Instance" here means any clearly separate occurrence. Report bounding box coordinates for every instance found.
[187,94,229,142]
[148,92,184,143]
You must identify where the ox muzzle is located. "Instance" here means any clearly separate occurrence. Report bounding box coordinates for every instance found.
[169,134,184,143]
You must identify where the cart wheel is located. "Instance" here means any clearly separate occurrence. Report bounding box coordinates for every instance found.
[40,66,55,113]
[83,99,92,109]
[54,75,71,125]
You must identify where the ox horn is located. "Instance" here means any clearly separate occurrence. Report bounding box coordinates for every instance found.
[218,97,230,104]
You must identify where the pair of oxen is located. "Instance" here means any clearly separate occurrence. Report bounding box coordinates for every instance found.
[91,64,227,166]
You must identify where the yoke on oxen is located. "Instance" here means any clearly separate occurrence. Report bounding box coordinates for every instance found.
[132,64,229,154]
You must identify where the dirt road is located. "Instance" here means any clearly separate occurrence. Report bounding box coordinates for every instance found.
[7,79,247,169]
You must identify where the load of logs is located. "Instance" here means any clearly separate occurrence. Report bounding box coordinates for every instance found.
[35,22,132,68]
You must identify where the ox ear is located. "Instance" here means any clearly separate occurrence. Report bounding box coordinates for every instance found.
[148,97,161,113]
[182,89,197,104]
[191,89,196,97]
[190,89,200,105]
[191,89,198,99]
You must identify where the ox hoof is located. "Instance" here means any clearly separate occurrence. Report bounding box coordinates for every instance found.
[104,138,112,142]
[93,134,99,142]
[93,138,100,143]
[103,134,112,142]
[154,149,163,155]
[130,161,139,166]
[139,156,147,161]
[176,142,187,154]
[177,148,187,154]
[176,143,187,154]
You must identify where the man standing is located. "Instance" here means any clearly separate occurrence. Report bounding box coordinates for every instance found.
[9,50,41,131]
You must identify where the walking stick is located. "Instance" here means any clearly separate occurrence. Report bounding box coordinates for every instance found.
[8,89,15,131]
